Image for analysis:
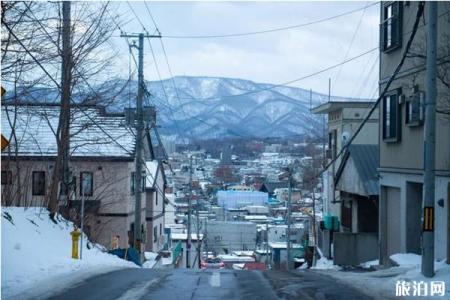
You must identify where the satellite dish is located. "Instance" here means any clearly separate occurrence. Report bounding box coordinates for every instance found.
[342,131,350,145]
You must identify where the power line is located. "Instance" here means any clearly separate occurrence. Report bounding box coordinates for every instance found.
[2,15,170,208]
[126,1,148,32]
[162,2,379,39]
[137,2,256,140]
[332,3,368,92]
[178,47,378,101]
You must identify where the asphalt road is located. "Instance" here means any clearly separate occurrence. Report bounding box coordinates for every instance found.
[46,269,373,300]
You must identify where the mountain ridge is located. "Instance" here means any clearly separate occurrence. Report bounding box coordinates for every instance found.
[5,75,373,140]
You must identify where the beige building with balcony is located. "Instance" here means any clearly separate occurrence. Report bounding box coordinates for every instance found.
[312,101,379,222]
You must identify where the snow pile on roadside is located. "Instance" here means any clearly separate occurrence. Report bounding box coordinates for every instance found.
[1,207,137,300]
[359,259,379,269]
[142,251,159,268]
[311,256,342,270]
[317,253,450,299]
[390,253,422,267]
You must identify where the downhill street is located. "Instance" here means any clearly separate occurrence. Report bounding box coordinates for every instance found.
[45,269,373,300]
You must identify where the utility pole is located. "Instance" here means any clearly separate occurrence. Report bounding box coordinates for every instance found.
[186,155,193,268]
[80,187,85,259]
[328,78,331,102]
[61,1,71,205]
[196,185,201,269]
[309,89,312,111]
[311,151,317,267]
[265,222,269,268]
[422,1,437,278]
[121,32,161,254]
[286,170,292,270]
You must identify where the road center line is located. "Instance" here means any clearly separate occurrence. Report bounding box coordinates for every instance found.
[209,272,221,287]
[115,278,159,300]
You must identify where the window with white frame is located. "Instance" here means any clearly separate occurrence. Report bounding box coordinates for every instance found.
[80,172,93,197]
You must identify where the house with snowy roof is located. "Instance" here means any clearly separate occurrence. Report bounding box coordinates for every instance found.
[1,103,166,252]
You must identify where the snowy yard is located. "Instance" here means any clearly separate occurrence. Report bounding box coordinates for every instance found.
[312,253,450,299]
[1,207,137,300]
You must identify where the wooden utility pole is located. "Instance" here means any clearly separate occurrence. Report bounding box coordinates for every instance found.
[186,155,193,268]
[121,32,161,254]
[286,169,292,270]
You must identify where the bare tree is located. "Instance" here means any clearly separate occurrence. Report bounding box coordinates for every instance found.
[2,2,129,220]
[407,16,450,116]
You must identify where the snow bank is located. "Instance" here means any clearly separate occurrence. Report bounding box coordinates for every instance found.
[311,256,342,270]
[142,251,158,268]
[1,207,136,299]
[317,253,450,299]
[390,253,422,267]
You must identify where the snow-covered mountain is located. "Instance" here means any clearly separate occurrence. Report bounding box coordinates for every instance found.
[7,76,371,140]
[107,76,371,139]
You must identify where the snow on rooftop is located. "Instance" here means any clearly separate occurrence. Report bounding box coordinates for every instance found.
[170,233,203,241]
[1,105,135,158]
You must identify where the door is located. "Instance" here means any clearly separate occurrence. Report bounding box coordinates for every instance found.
[406,182,422,254]
[386,187,401,256]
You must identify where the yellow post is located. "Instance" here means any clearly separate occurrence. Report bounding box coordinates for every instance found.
[71,229,81,259]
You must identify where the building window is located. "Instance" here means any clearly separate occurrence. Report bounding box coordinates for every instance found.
[381,2,402,52]
[155,192,158,206]
[406,88,425,126]
[32,171,46,196]
[131,171,146,194]
[80,172,93,196]
[328,129,337,159]
[160,223,162,235]
[383,91,401,141]
[1,170,12,185]
[153,226,157,243]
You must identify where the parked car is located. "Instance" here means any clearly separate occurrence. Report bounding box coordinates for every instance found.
[201,257,225,269]
[243,262,266,270]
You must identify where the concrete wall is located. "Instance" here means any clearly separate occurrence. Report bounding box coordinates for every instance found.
[267,225,304,243]
[333,232,378,266]
[205,221,257,253]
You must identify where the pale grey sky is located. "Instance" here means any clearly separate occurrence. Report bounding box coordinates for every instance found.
[111,1,380,98]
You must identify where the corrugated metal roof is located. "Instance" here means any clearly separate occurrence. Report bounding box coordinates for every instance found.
[347,144,379,196]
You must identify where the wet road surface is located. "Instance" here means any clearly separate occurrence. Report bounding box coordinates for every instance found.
[46,268,373,300]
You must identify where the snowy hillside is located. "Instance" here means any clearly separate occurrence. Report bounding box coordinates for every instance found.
[7,76,372,139]
[1,207,136,300]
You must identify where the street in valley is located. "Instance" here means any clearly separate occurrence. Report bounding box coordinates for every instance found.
[46,269,372,300]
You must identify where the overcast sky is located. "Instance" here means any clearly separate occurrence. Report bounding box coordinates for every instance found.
[111,1,380,98]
